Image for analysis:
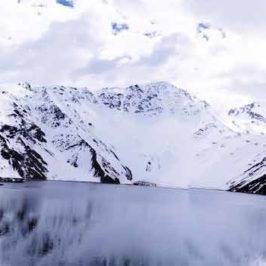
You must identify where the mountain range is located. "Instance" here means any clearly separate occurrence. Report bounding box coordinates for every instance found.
[0,82,265,195]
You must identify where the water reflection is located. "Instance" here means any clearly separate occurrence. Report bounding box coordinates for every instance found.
[0,182,266,266]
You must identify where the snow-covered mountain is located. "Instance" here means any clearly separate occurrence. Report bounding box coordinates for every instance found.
[0,82,265,195]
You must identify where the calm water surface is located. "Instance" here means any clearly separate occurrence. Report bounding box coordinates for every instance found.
[0,181,266,266]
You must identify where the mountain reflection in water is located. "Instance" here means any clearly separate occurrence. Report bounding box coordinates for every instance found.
[0,181,266,266]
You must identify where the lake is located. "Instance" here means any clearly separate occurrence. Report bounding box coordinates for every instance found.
[0,181,266,266]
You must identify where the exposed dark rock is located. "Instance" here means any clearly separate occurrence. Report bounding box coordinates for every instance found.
[228,102,266,123]
[101,175,120,184]
[0,133,48,180]
[229,157,266,195]
[90,147,120,184]
[123,166,133,181]
[229,174,266,195]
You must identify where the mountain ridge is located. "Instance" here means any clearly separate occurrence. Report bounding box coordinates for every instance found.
[0,81,265,195]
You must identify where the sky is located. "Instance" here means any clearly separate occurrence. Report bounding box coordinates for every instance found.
[0,0,266,110]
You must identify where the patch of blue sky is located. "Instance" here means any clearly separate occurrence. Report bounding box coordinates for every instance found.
[111,22,129,35]
[56,0,74,8]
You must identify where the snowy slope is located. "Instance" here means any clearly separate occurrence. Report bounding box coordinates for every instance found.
[0,83,132,184]
[0,82,265,194]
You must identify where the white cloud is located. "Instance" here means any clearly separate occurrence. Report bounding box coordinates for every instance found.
[183,0,266,32]
[0,0,266,110]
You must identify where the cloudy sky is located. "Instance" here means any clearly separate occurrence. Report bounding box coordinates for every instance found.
[0,0,266,110]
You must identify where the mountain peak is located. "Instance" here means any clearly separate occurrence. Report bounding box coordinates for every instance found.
[96,81,208,116]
